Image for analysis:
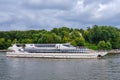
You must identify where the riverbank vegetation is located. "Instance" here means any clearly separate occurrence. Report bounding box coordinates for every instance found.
[0,25,120,50]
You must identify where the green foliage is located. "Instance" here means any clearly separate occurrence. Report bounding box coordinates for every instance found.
[38,32,61,43]
[21,39,33,44]
[12,39,18,44]
[6,39,12,48]
[106,41,112,50]
[97,41,106,50]
[97,41,112,50]
[62,36,70,43]
[0,38,5,49]
[0,26,120,50]
[71,37,85,46]
[87,45,98,50]
[70,30,82,39]
[86,25,120,49]
[85,43,98,50]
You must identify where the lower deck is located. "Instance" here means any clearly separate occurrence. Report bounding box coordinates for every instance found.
[6,52,102,59]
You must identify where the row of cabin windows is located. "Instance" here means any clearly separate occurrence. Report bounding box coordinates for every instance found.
[34,44,56,47]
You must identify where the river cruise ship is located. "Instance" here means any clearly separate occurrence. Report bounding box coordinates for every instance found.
[6,43,108,58]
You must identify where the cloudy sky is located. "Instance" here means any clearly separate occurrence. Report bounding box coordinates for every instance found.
[0,0,120,30]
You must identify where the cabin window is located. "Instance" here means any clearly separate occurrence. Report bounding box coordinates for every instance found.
[30,44,33,46]
[16,44,25,47]
[34,44,55,47]
[63,44,72,47]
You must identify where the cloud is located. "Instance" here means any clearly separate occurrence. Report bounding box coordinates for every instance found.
[22,0,77,10]
[58,0,120,26]
[0,0,120,31]
[92,0,120,19]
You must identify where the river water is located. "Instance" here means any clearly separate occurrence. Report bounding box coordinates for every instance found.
[0,52,120,80]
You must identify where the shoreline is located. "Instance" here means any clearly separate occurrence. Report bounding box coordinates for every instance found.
[0,50,7,52]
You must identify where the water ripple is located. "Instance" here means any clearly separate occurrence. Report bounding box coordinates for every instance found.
[0,52,120,80]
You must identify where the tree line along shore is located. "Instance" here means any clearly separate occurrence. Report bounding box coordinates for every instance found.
[0,25,120,50]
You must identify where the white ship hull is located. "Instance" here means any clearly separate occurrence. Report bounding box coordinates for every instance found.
[6,52,107,59]
[6,44,108,59]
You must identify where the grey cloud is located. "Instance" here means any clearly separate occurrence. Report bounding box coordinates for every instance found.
[0,0,120,31]
[57,0,120,26]
[22,0,77,10]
